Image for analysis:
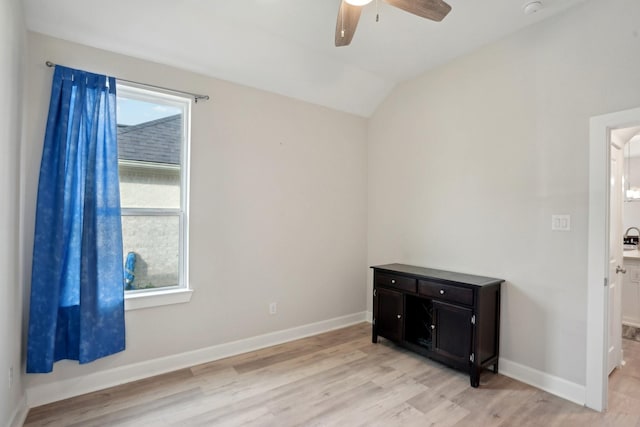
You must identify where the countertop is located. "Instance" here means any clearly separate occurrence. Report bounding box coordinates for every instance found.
[624,249,640,259]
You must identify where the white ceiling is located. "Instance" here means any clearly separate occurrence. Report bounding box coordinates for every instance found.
[24,0,587,117]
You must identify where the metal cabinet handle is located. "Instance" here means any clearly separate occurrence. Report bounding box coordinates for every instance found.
[397,314,402,319]
[617,265,627,274]
[439,289,445,295]
[391,279,396,284]
[431,324,435,330]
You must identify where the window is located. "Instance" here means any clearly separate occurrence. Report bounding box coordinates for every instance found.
[116,84,192,308]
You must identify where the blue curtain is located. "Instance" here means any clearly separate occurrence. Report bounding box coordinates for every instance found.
[27,66,125,373]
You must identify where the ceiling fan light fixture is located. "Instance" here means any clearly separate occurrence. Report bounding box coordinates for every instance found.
[345,0,373,6]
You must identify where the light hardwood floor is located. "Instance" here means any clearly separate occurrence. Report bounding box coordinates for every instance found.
[23,323,640,426]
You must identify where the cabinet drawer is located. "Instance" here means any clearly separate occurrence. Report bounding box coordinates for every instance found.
[418,280,473,306]
[376,273,417,293]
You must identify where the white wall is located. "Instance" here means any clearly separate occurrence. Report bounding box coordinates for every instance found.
[23,32,367,401]
[0,0,26,424]
[368,0,640,388]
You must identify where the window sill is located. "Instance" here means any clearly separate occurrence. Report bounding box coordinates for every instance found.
[125,288,193,311]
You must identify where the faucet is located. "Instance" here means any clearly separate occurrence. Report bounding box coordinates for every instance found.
[625,227,640,238]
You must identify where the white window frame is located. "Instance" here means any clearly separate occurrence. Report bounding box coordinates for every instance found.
[116,83,193,310]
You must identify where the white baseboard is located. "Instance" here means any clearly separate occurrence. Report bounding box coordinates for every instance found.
[10,395,28,427]
[622,320,640,329]
[365,310,372,323]
[499,357,585,406]
[27,311,367,408]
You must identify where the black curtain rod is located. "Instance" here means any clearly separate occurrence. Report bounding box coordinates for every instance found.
[45,61,210,103]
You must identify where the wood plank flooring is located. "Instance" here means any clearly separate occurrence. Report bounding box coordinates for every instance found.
[23,323,640,426]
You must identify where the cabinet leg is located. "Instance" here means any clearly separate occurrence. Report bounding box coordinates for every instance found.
[493,361,499,374]
[372,329,378,344]
[470,369,480,388]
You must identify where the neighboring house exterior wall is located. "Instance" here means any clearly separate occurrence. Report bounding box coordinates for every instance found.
[119,164,180,289]
[117,115,182,289]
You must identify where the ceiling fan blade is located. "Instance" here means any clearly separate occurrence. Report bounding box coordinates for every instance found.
[335,1,363,47]
[383,0,451,22]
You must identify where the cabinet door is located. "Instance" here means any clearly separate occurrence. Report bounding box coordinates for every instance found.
[432,301,472,366]
[376,287,403,342]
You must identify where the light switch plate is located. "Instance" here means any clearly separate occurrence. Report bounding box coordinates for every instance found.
[552,214,571,231]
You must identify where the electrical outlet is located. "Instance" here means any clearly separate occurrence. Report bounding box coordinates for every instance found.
[269,302,277,315]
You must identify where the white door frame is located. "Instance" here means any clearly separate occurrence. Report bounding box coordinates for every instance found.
[587,106,640,411]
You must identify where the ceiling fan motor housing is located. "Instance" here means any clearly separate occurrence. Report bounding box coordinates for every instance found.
[335,0,452,47]
[523,1,543,15]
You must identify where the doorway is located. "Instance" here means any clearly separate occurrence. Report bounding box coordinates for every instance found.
[587,107,640,411]
[612,126,640,348]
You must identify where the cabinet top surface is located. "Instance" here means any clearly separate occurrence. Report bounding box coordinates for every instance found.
[371,263,503,287]
[624,249,640,260]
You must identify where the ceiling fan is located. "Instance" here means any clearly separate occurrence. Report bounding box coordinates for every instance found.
[335,0,452,47]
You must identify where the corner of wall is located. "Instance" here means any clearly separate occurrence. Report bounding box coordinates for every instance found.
[1,0,28,426]
[9,395,29,427]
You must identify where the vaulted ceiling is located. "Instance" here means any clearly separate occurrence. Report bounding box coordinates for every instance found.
[24,0,586,117]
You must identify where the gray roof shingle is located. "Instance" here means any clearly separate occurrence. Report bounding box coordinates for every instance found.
[117,114,182,165]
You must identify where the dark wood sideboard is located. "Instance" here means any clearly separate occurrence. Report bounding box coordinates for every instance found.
[371,263,503,387]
